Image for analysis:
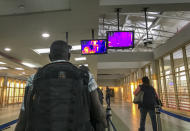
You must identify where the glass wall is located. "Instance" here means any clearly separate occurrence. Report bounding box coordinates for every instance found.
[186,44,190,75]
[163,55,176,109]
[122,43,190,112]
[173,49,190,111]
[158,43,190,112]
[0,77,5,106]
[0,77,26,107]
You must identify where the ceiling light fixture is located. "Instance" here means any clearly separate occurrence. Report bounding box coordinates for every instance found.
[84,64,88,67]
[147,16,156,19]
[75,57,86,61]
[72,45,81,51]
[4,48,11,52]
[0,62,6,64]
[78,64,88,67]
[33,48,50,54]
[148,12,160,15]
[15,67,24,70]
[33,45,81,54]
[0,67,8,70]
[42,33,50,38]
[22,62,36,68]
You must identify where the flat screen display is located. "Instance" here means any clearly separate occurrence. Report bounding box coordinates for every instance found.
[107,31,134,49]
[81,39,107,55]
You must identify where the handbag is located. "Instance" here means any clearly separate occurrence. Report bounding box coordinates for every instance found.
[133,87,144,104]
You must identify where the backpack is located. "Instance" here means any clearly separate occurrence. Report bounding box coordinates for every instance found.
[140,85,157,109]
[27,62,93,131]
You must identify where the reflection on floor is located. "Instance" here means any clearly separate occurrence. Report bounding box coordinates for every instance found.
[111,98,190,131]
[1,100,190,131]
[0,104,20,131]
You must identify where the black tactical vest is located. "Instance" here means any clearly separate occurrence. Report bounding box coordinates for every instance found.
[28,62,93,131]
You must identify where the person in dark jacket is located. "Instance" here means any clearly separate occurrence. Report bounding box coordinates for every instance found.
[106,86,111,107]
[15,40,107,131]
[97,87,104,105]
[134,76,159,131]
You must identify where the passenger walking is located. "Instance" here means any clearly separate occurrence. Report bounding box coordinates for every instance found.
[106,86,111,107]
[134,76,158,131]
[97,87,104,105]
[15,40,106,131]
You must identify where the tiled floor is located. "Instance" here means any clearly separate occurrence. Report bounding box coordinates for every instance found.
[0,104,20,131]
[1,100,190,131]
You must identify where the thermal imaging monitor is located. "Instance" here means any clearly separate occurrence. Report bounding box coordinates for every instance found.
[107,31,134,49]
[81,39,107,55]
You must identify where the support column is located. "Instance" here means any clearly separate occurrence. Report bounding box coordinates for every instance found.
[155,60,162,99]
[6,79,11,106]
[161,58,169,107]
[2,76,8,107]
[152,60,160,95]
[170,54,180,109]
[18,80,22,103]
[182,47,190,105]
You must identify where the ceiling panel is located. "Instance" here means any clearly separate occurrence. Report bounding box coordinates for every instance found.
[0,0,70,16]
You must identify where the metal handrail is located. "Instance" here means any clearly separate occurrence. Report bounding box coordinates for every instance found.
[0,119,18,130]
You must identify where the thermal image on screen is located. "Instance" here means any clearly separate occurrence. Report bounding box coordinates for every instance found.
[81,40,107,55]
[107,31,134,48]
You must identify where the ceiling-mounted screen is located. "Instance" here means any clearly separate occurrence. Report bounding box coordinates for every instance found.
[81,39,107,55]
[107,31,134,49]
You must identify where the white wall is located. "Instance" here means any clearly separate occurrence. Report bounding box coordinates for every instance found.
[97,79,120,87]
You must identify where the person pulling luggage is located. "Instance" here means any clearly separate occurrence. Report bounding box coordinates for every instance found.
[134,76,159,131]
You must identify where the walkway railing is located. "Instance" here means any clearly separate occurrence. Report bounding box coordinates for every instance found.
[0,119,18,131]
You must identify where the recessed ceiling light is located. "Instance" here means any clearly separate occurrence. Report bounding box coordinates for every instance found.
[15,67,24,70]
[0,62,6,64]
[4,48,11,52]
[33,45,81,54]
[42,33,50,38]
[33,48,50,54]
[75,57,86,61]
[148,12,160,15]
[22,62,36,68]
[72,45,81,51]
[147,16,156,19]
[0,67,8,70]
[79,64,88,67]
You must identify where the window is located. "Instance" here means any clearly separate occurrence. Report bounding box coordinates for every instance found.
[159,60,163,76]
[163,55,172,75]
[163,55,176,108]
[0,78,26,107]
[145,67,149,77]
[160,77,167,106]
[186,44,190,69]
[173,49,190,111]
[165,75,176,108]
